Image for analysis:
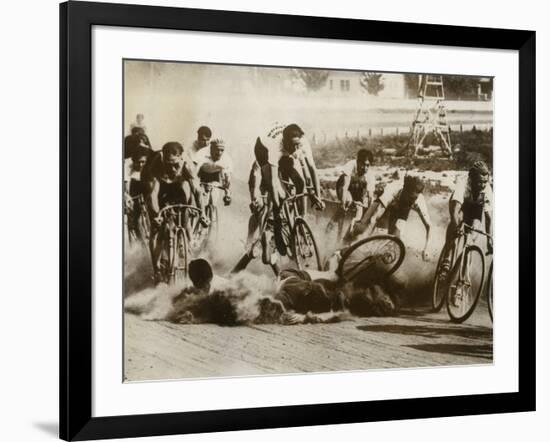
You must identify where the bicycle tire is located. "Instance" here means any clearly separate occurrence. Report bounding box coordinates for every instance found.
[291,217,322,271]
[137,209,150,244]
[431,241,455,312]
[487,260,493,322]
[446,244,485,323]
[171,228,188,284]
[337,234,405,284]
[156,230,171,284]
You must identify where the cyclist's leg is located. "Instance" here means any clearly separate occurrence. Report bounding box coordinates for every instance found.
[327,175,346,233]
[149,223,165,283]
[438,222,457,281]
[261,163,287,255]
[288,165,306,215]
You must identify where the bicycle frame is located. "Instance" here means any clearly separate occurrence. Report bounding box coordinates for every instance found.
[153,204,202,283]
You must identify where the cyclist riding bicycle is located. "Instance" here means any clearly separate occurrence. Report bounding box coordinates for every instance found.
[141,141,206,283]
[195,138,233,208]
[347,175,432,261]
[251,123,325,255]
[326,148,376,234]
[439,160,493,280]
[124,146,150,238]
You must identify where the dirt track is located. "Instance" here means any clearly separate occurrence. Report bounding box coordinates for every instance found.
[124,304,492,381]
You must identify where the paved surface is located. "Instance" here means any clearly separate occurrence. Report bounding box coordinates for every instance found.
[124,303,493,382]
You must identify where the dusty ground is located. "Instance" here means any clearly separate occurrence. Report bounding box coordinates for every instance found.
[124,302,492,381]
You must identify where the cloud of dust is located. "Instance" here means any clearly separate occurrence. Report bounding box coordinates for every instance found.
[124,270,278,325]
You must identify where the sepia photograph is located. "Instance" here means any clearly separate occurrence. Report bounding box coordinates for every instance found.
[122,59,494,382]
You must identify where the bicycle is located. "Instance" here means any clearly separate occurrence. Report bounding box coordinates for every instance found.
[190,182,228,251]
[433,222,492,323]
[152,203,203,285]
[279,180,323,271]
[125,194,150,245]
[337,234,405,285]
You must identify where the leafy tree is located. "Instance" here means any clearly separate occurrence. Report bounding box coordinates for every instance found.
[360,72,385,96]
[292,69,330,91]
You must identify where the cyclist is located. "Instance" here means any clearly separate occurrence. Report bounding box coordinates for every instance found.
[195,138,233,209]
[439,160,493,282]
[326,148,376,234]
[346,175,432,261]
[141,141,206,283]
[231,142,279,275]
[188,125,212,165]
[124,126,152,159]
[252,123,325,255]
[124,146,150,238]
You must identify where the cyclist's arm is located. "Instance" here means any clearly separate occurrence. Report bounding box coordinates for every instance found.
[223,171,231,191]
[363,189,372,208]
[484,208,492,244]
[449,199,462,231]
[222,162,232,190]
[339,174,351,202]
[144,177,160,217]
[186,178,203,212]
[304,155,322,199]
[352,201,385,239]
[248,161,262,202]
[416,204,432,256]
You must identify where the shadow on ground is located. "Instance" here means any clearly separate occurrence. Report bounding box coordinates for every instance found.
[405,343,493,360]
[356,323,493,340]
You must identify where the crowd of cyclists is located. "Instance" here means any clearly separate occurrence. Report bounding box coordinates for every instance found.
[124,114,493,321]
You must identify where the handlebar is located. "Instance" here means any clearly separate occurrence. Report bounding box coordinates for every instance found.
[200,182,227,192]
[344,200,366,211]
[460,223,492,239]
[157,204,202,219]
[280,180,322,205]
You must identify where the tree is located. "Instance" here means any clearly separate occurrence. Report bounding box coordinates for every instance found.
[292,69,330,91]
[360,72,385,96]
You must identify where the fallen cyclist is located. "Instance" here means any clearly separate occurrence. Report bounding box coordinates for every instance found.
[166,239,403,325]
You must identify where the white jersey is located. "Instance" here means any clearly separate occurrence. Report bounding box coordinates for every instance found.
[340,159,376,190]
[188,140,208,164]
[195,150,233,183]
[451,175,493,212]
[377,180,431,224]
[262,132,315,168]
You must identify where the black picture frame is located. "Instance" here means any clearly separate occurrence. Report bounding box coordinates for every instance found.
[60,1,536,440]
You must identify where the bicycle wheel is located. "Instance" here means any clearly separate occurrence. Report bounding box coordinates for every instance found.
[291,217,322,271]
[487,261,493,322]
[337,234,405,286]
[446,245,485,323]
[156,230,171,284]
[432,241,455,312]
[137,209,151,243]
[171,228,188,284]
